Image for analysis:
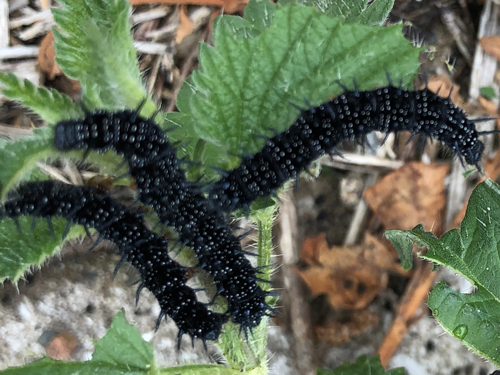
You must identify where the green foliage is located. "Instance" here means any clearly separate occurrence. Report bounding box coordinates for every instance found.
[386,179,500,366]
[167,0,421,172]
[384,229,416,270]
[0,73,82,123]
[357,0,396,25]
[278,0,395,25]
[480,86,497,100]
[0,128,54,200]
[0,0,143,285]
[51,0,156,115]
[317,355,406,375]
[0,217,85,283]
[0,126,126,201]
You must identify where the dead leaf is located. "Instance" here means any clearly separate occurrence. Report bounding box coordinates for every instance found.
[40,0,51,10]
[38,32,61,80]
[85,176,116,191]
[45,332,79,360]
[176,5,195,45]
[420,75,465,108]
[364,162,449,234]
[296,233,397,309]
[480,35,500,62]
[316,309,379,346]
[130,0,248,14]
[478,96,498,117]
[300,232,327,266]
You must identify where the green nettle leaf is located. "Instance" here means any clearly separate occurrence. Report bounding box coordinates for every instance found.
[357,0,395,25]
[52,0,156,115]
[0,127,124,200]
[386,179,500,366]
[480,86,497,100]
[277,0,394,24]
[0,73,83,123]
[168,0,421,171]
[0,128,54,200]
[384,229,416,270]
[0,217,85,283]
[427,283,500,367]
[317,355,407,375]
[220,0,277,38]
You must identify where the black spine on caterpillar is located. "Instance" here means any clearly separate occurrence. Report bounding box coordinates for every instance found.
[207,85,485,213]
[0,181,227,345]
[54,111,273,333]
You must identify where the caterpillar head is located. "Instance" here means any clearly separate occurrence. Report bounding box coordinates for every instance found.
[463,140,484,168]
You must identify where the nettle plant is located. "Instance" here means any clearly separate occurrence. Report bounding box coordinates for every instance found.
[0,0,499,374]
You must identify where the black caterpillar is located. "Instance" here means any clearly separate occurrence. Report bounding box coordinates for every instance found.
[23,83,486,346]
[54,110,274,335]
[0,181,227,346]
[208,85,486,213]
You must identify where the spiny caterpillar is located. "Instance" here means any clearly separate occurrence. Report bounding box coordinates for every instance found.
[0,181,227,347]
[9,81,486,347]
[53,110,275,336]
[208,85,486,213]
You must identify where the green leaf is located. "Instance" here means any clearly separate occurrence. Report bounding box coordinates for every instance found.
[317,355,406,374]
[358,0,395,25]
[480,86,497,100]
[386,179,500,366]
[0,73,83,123]
[242,0,277,33]
[278,0,393,24]
[0,125,129,201]
[278,0,366,18]
[92,311,154,369]
[169,2,421,170]
[52,0,155,115]
[0,216,85,283]
[384,229,415,270]
[428,283,500,367]
[0,128,55,200]
[220,0,277,37]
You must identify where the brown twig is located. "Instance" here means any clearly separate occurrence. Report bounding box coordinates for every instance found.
[277,188,316,375]
[166,26,209,112]
[378,261,437,367]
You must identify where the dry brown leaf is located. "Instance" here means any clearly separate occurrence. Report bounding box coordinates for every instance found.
[45,332,79,360]
[296,233,398,309]
[130,0,248,14]
[38,32,61,80]
[480,35,500,62]
[300,232,327,266]
[176,5,195,45]
[297,266,386,309]
[478,96,498,116]
[40,0,51,10]
[420,75,465,107]
[364,162,449,234]
[316,309,379,346]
